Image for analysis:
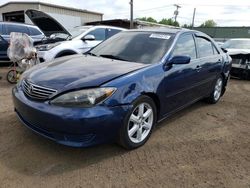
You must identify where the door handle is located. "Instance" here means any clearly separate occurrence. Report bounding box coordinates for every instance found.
[195,65,202,72]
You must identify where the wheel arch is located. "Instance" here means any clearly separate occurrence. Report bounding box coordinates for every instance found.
[141,92,161,121]
[55,50,78,58]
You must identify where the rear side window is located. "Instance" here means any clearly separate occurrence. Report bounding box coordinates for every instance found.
[172,34,197,59]
[196,37,214,58]
[87,28,106,41]
[107,29,121,39]
[6,24,29,35]
[29,27,42,36]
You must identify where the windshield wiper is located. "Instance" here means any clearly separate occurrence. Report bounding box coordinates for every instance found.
[86,52,97,56]
[99,54,128,61]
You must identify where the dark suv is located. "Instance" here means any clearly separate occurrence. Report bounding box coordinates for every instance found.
[0,22,45,62]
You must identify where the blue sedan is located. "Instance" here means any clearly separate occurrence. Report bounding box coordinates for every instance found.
[12,28,232,149]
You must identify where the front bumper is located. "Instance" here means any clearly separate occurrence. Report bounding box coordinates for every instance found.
[12,86,131,147]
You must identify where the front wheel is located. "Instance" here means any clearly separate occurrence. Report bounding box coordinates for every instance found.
[6,69,18,84]
[206,76,224,104]
[118,96,157,149]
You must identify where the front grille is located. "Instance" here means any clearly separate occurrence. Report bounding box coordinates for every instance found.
[22,79,57,100]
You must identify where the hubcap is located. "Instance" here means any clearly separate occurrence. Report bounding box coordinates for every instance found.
[214,78,223,101]
[127,102,153,144]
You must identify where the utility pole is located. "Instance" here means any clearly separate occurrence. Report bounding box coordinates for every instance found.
[191,8,196,29]
[130,0,133,29]
[173,4,181,22]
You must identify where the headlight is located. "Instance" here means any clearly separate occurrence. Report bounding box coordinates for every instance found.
[36,43,61,51]
[50,88,116,107]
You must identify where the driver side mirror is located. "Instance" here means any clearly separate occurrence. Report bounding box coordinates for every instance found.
[168,55,191,65]
[221,47,227,53]
[82,34,95,41]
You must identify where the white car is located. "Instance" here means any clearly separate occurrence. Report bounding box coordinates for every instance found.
[25,9,125,62]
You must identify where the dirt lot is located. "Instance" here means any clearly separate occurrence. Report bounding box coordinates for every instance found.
[0,67,249,188]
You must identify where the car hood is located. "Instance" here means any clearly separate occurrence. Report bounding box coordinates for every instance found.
[226,48,250,55]
[24,54,148,92]
[25,9,71,37]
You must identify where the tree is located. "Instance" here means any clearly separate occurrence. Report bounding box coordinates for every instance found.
[159,18,180,27]
[138,17,157,23]
[182,23,192,28]
[199,20,217,27]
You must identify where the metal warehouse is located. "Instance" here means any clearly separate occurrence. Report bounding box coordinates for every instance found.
[0,1,103,29]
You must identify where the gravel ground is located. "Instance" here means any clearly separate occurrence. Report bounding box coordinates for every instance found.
[0,67,249,188]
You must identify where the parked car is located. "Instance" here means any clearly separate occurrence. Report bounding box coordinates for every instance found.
[25,9,125,63]
[0,21,45,62]
[12,28,232,149]
[222,38,250,79]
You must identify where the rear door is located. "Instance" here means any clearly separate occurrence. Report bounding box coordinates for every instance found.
[0,24,9,61]
[194,35,222,96]
[0,35,9,61]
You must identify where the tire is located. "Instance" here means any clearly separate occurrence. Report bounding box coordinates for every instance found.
[206,76,224,104]
[6,70,18,84]
[118,95,157,149]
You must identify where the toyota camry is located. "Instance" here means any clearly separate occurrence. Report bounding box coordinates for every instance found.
[12,28,232,149]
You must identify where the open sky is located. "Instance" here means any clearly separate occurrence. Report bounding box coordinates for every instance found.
[1,0,250,26]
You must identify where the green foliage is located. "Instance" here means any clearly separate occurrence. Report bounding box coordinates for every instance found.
[137,17,179,26]
[159,18,179,27]
[138,17,157,23]
[182,24,192,28]
[199,20,217,27]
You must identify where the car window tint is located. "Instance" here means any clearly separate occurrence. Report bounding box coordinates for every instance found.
[87,28,106,40]
[172,34,196,59]
[29,27,42,35]
[107,29,121,39]
[196,37,214,57]
[6,24,29,35]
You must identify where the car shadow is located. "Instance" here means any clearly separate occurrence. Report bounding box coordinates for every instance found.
[0,100,207,177]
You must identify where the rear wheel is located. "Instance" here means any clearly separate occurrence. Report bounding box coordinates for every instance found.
[6,69,18,84]
[118,96,157,149]
[206,76,224,104]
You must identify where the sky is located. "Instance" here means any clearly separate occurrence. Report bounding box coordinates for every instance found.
[1,0,250,26]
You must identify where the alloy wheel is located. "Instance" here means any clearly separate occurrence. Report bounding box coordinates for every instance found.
[127,102,154,144]
[214,77,223,101]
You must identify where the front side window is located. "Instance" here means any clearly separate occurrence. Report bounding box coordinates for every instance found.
[90,31,174,64]
[29,27,42,36]
[107,29,121,39]
[172,34,196,59]
[6,25,29,35]
[87,28,106,41]
[196,37,214,58]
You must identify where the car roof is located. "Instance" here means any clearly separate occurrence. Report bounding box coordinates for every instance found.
[128,27,183,34]
[0,21,38,28]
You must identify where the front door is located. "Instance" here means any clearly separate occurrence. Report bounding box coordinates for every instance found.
[161,33,200,115]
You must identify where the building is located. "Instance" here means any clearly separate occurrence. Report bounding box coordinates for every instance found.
[194,27,250,42]
[0,1,103,29]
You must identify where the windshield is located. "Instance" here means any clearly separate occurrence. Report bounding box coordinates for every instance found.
[69,27,89,38]
[222,39,250,49]
[90,31,174,64]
